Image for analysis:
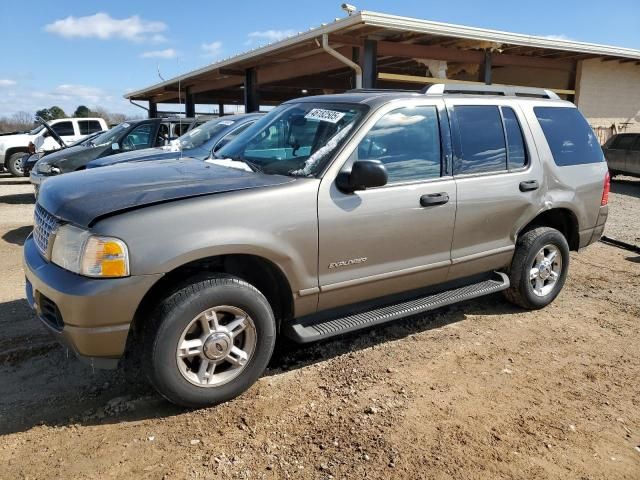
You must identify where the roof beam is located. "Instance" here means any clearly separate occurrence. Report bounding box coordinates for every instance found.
[257,48,353,84]
[377,41,575,71]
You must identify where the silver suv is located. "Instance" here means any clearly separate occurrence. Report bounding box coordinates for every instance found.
[23,84,610,407]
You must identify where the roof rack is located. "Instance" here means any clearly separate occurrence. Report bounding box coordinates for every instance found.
[346,88,422,94]
[423,83,560,100]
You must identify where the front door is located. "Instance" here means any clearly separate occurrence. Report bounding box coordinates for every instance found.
[317,100,456,310]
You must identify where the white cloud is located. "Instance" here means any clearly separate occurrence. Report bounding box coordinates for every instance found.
[542,34,572,41]
[140,48,177,59]
[44,12,167,42]
[0,79,16,87]
[201,41,223,58]
[246,29,296,45]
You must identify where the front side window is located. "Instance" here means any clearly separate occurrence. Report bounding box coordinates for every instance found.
[216,103,367,176]
[534,107,604,166]
[51,121,75,137]
[121,123,153,151]
[452,106,507,174]
[213,122,254,153]
[356,106,441,183]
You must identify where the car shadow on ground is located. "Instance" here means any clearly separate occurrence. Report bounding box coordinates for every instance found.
[0,176,31,185]
[610,177,640,199]
[0,292,520,436]
[0,193,35,205]
[2,225,32,246]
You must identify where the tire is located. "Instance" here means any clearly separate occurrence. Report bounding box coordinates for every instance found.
[143,275,276,408]
[504,227,570,310]
[7,152,25,177]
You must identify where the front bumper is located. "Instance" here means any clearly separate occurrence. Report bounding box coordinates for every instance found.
[23,235,162,368]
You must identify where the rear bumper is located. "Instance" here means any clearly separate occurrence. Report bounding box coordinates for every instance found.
[579,205,608,248]
[23,235,162,368]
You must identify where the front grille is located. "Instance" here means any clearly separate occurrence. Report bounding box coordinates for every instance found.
[33,204,60,257]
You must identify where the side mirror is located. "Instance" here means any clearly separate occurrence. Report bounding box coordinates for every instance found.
[336,159,388,193]
[111,142,120,151]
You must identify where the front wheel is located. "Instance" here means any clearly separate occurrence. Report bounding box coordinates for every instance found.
[504,227,570,310]
[7,152,26,177]
[144,275,276,408]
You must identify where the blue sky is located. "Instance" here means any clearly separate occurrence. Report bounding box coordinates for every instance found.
[0,0,638,117]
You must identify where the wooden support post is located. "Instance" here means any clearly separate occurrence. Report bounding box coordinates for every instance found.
[185,87,195,117]
[148,100,157,118]
[362,39,378,89]
[244,68,259,113]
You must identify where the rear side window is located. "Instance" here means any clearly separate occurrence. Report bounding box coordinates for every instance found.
[501,107,527,169]
[51,121,74,136]
[534,107,604,166]
[631,136,640,152]
[78,120,103,135]
[452,106,506,174]
[611,135,636,150]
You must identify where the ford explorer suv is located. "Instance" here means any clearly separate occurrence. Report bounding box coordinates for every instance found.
[602,133,640,178]
[23,84,609,408]
[29,117,202,196]
[86,113,263,169]
[1,117,107,176]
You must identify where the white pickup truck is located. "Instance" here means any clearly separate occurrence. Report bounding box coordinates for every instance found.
[0,117,108,176]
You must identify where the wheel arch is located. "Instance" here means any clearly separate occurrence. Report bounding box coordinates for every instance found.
[518,207,580,251]
[4,146,29,166]
[125,253,295,358]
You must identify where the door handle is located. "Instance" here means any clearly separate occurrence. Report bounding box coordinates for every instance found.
[420,192,449,207]
[519,180,539,192]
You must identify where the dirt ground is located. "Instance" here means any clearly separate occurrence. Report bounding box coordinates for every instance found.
[0,173,638,480]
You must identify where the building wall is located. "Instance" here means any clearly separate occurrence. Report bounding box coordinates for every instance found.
[576,58,640,136]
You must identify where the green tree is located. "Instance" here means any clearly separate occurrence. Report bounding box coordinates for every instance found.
[74,105,90,117]
[48,106,66,119]
[35,108,52,121]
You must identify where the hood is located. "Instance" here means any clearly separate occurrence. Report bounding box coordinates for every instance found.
[38,157,294,227]
[38,143,111,171]
[87,146,209,169]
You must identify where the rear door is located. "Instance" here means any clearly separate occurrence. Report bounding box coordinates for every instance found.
[317,99,456,310]
[445,100,541,280]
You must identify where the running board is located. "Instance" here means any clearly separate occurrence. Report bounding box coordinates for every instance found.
[284,272,510,343]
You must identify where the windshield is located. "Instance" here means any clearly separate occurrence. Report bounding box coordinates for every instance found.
[178,118,237,150]
[215,103,368,176]
[90,122,130,146]
[29,125,45,135]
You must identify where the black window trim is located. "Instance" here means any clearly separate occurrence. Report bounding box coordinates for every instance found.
[499,105,530,172]
[610,134,637,151]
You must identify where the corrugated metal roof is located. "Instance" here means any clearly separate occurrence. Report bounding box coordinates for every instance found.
[125,10,640,99]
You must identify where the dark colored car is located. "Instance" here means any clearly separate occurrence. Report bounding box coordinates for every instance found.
[602,133,640,178]
[30,117,202,194]
[87,113,262,169]
[22,130,104,177]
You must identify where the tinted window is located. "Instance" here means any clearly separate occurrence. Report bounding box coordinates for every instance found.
[356,106,441,183]
[51,121,74,137]
[214,122,254,152]
[501,107,527,169]
[453,106,506,174]
[78,120,103,135]
[631,136,640,152]
[534,107,604,166]
[612,135,636,150]
[121,123,153,150]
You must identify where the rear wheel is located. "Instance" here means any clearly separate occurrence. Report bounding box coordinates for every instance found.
[504,227,569,310]
[7,152,25,177]
[143,275,276,408]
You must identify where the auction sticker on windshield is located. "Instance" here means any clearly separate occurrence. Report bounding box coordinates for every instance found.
[305,108,345,124]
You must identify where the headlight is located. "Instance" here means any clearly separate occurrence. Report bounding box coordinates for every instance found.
[37,162,61,174]
[51,225,130,278]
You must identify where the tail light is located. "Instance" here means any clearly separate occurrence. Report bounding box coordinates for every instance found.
[601,171,610,206]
